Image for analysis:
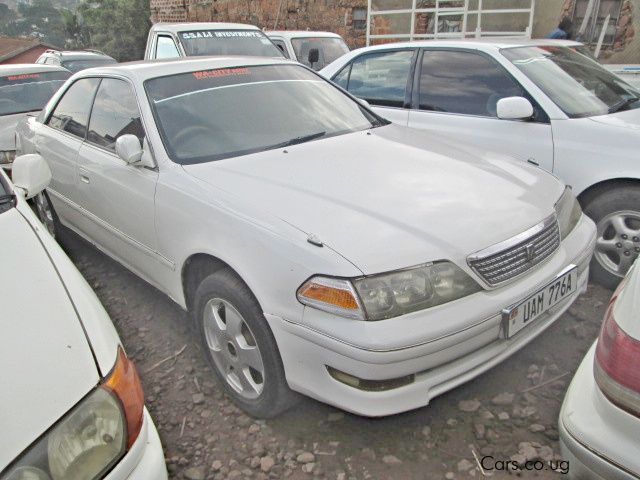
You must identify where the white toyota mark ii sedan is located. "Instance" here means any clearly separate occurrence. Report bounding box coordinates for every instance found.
[16,57,596,417]
[0,157,166,479]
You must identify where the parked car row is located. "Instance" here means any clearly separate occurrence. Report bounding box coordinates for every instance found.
[2,21,640,480]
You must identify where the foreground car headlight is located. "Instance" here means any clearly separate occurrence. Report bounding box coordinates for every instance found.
[554,186,582,239]
[0,150,16,165]
[1,348,144,480]
[297,262,481,321]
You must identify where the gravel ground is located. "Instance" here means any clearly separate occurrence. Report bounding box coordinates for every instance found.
[60,230,612,480]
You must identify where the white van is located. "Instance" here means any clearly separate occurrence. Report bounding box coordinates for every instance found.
[266,31,349,70]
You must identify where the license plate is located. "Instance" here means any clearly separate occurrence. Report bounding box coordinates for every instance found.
[502,266,577,338]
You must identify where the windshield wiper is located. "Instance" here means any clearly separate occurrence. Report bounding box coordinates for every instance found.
[608,97,640,114]
[269,131,328,149]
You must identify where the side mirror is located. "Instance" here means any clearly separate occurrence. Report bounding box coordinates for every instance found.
[11,154,51,199]
[308,48,320,65]
[497,96,534,120]
[116,134,144,165]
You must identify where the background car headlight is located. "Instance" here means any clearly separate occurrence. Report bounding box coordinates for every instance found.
[297,261,481,321]
[555,186,582,239]
[1,348,144,480]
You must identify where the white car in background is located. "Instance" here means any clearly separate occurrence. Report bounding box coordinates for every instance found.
[17,57,595,418]
[559,259,640,479]
[0,157,166,479]
[266,31,349,70]
[144,22,284,60]
[0,65,70,173]
[321,39,640,288]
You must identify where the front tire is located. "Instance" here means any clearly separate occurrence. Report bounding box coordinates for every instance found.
[584,185,640,289]
[194,268,297,418]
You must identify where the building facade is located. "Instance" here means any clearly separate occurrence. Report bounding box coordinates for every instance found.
[0,37,56,65]
[149,0,640,62]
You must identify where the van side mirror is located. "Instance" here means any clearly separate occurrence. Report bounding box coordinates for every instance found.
[11,154,51,199]
[116,135,144,165]
[497,96,534,120]
[308,48,320,65]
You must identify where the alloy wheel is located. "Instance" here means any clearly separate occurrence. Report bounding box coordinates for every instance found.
[595,210,640,278]
[202,298,265,399]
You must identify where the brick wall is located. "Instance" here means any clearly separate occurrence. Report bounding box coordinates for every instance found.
[150,0,368,48]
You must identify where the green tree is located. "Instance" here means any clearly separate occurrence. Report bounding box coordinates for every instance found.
[0,0,65,46]
[79,0,150,61]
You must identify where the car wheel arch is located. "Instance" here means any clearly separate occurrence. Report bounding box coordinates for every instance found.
[577,177,640,207]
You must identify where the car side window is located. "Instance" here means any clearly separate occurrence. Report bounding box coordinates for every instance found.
[333,64,351,89]
[47,78,100,139]
[418,50,524,117]
[271,40,290,58]
[342,50,414,108]
[87,78,145,152]
[156,35,180,59]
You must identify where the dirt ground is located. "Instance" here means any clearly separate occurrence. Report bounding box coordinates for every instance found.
[60,230,612,480]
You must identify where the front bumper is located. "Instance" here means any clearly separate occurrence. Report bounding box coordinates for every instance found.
[266,215,596,416]
[105,409,167,480]
[559,345,640,480]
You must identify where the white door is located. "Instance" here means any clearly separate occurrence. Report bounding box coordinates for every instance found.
[408,49,554,170]
[75,77,160,278]
[332,49,416,126]
[37,78,100,227]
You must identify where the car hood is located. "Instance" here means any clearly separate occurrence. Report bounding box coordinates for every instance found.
[588,108,640,130]
[0,208,98,471]
[183,124,563,274]
[0,112,28,150]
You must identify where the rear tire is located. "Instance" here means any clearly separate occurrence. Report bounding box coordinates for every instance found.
[583,185,640,289]
[193,268,297,418]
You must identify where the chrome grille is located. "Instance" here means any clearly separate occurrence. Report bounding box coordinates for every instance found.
[468,215,560,287]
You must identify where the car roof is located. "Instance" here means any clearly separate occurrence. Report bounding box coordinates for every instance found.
[349,37,583,53]
[150,22,263,34]
[74,55,298,82]
[0,63,70,75]
[266,31,344,39]
[43,49,115,60]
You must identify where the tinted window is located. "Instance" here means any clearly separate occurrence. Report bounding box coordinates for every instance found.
[419,50,523,117]
[333,64,351,89]
[145,65,384,164]
[291,37,349,70]
[344,50,413,108]
[87,78,145,151]
[156,35,180,59]
[0,71,71,116]
[271,39,290,58]
[47,78,100,138]
[178,30,284,58]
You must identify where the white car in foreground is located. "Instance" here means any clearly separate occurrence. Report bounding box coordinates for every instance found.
[559,260,640,479]
[321,39,640,288]
[0,64,70,173]
[0,157,166,479]
[18,57,595,417]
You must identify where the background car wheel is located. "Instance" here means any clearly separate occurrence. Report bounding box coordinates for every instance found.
[194,268,298,418]
[583,185,640,289]
[33,191,59,239]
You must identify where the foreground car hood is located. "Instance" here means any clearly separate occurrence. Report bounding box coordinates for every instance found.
[0,112,27,150]
[184,125,563,274]
[0,209,98,471]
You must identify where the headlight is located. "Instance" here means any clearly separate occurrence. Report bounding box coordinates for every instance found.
[297,261,481,321]
[555,186,582,239]
[1,348,144,480]
[0,150,16,165]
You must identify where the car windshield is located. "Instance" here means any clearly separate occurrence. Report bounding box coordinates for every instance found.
[0,71,71,116]
[178,30,284,57]
[145,64,383,164]
[62,58,117,73]
[291,37,349,70]
[502,46,640,118]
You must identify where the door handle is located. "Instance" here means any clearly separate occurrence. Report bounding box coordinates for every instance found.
[80,174,90,184]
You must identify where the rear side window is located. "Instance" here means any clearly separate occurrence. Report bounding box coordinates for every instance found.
[418,50,523,117]
[47,78,100,138]
[337,50,414,108]
[87,78,145,151]
[271,39,290,58]
[156,35,180,59]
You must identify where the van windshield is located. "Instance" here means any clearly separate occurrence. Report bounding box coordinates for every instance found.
[0,71,70,116]
[178,30,284,58]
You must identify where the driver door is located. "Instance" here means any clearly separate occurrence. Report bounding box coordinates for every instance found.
[75,77,160,279]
